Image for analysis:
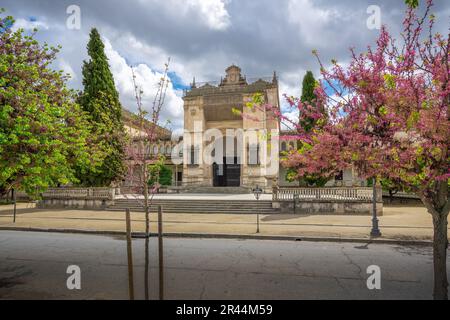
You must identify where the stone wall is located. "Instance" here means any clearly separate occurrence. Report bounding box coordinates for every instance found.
[272,186,383,215]
[274,201,383,216]
[37,187,116,210]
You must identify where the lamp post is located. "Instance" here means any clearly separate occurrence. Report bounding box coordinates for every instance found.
[252,185,263,234]
[370,177,381,237]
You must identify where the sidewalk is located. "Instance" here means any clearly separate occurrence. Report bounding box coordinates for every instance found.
[0,202,444,242]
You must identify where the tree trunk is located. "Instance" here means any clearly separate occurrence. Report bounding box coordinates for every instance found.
[431,212,448,300]
[420,183,449,300]
[143,173,150,301]
[13,188,16,223]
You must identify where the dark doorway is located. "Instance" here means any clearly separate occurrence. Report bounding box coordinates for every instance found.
[213,157,241,187]
[177,172,183,186]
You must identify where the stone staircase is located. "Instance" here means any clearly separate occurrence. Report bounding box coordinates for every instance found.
[109,198,278,214]
[182,186,252,194]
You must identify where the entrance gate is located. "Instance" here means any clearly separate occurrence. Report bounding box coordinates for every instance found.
[213,157,241,187]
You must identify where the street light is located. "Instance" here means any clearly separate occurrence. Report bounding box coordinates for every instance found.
[252,185,263,233]
[371,177,382,237]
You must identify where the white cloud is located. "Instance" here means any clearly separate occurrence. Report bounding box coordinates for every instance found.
[106,30,233,88]
[281,109,299,131]
[287,0,340,46]
[103,38,184,132]
[186,0,231,31]
[146,0,231,31]
[58,59,77,81]
[12,18,49,31]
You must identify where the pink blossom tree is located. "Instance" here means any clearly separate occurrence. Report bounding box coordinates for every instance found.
[261,0,449,299]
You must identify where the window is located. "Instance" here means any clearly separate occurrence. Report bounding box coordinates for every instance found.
[248,143,260,165]
[189,145,199,165]
[289,142,295,150]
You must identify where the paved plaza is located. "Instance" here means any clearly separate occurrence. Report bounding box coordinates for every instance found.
[1,231,448,300]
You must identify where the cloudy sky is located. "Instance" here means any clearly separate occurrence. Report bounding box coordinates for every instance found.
[2,0,449,135]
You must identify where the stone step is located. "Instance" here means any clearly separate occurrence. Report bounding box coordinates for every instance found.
[114,201,273,206]
[181,187,252,194]
[112,204,274,208]
[114,199,272,204]
[112,208,274,212]
[110,206,275,211]
[108,208,279,214]
[109,198,278,213]
[112,203,274,208]
[114,201,272,206]
[112,205,274,210]
[113,207,274,211]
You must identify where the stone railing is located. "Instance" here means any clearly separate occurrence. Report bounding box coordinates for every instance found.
[272,187,382,203]
[42,187,116,200]
[38,187,116,210]
[272,187,383,215]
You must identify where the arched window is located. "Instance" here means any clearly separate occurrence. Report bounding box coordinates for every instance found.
[160,145,165,155]
[153,145,158,155]
[281,142,287,152]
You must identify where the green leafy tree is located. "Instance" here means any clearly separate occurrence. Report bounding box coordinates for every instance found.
[158,166,173,186]
[405,0,419,9]
[300,71,318,132]
[0,10,101,197]
[77,28,126,186]
[301,71,317,103]
[148,156,172,188]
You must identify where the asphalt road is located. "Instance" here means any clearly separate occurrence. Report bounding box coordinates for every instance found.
[0,231,448,300]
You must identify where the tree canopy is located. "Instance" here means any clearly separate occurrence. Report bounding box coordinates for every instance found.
[77,28,126,187]
[0,10,102,197]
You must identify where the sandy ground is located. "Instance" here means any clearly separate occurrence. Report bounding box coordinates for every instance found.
[0,202,444,241]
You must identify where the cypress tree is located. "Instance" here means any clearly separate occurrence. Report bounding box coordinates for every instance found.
[301,71,316,105]
[296,71,326,186]
[77,28,126,186]
[299,71,318,132]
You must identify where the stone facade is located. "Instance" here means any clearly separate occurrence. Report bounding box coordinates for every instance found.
[121,65,366,192]
[182,65,280,191]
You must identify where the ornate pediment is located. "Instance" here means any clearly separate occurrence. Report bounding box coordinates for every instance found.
[220,65,247,86]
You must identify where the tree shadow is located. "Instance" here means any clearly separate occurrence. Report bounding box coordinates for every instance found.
[0,207,63,216]
[261,213,314,222]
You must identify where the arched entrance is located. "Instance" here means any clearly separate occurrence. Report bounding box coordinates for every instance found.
[213,158,241,187]
[211,135,242,187]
